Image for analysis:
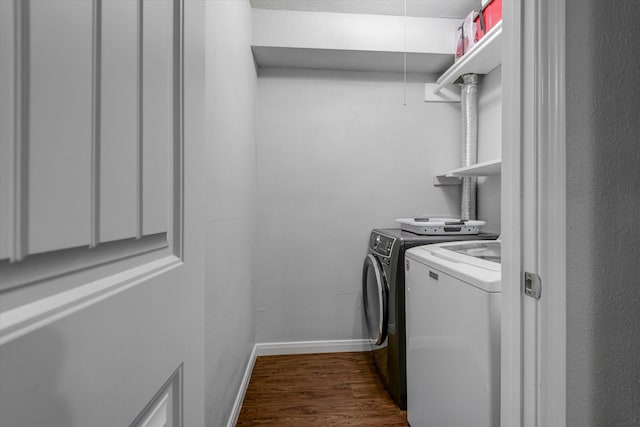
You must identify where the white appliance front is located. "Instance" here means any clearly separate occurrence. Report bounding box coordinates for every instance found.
[404,241,501,427]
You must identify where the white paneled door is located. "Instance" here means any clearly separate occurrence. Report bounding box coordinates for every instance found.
[0,0,180,287]
[0,0,207,426]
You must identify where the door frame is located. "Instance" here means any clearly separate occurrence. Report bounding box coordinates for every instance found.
[501,0,567,426]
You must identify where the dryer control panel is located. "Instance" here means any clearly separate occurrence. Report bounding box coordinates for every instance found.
[369,232,396,258]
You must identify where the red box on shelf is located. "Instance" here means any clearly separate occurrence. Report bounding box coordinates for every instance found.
[475,0,502,41]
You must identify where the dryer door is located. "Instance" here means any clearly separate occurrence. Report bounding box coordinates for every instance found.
[362,254,388,346]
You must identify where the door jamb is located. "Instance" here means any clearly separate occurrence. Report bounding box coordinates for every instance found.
[501,1,567,426]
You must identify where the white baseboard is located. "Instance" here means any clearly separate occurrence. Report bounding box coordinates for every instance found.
[226,345,258,427]
[226,339,369,426]
[255,339,370,356]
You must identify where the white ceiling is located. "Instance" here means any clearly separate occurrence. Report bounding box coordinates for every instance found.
[250,0,478,19]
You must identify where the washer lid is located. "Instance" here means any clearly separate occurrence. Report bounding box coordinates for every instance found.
[437,241,501,264]
[406,240,502,292]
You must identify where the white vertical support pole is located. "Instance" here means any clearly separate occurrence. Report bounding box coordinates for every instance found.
[501,0,524,425]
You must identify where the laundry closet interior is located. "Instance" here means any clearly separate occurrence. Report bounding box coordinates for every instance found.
[251,1,502,340]
[249,0,504,425]
[0,0,531,426]
[6,0,640,426]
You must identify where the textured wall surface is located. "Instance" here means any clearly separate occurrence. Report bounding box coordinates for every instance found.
[204,1,257,426]
[255,69,462,343]
[566,0,640,425]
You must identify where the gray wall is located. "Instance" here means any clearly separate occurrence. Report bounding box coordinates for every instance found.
[204,1,257,426]
[566,0,640,425]
[255,69,462,343]
[477,66,502,235]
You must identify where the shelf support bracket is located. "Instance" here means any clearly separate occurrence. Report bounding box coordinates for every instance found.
[424,83,460,103]
[433,175,462,186]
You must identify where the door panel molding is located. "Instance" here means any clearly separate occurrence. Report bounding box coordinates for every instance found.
[13,0,30,262]
[137,0,144,239]
[91,0,102,248]
[0,255,182,346]
[0,233,168,293]
[0,0,186,314]
[172,0,185,259]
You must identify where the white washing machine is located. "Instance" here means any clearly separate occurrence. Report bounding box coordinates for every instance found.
[404,240,501,427]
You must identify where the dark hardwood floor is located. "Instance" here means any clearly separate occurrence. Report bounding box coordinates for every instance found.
[236,351,408,426]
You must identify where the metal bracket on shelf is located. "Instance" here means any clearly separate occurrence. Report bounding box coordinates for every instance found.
[433,175,462,186]
[424,83,461,103]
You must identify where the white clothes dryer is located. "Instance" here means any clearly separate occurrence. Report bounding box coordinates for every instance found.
[404,240,501,427]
